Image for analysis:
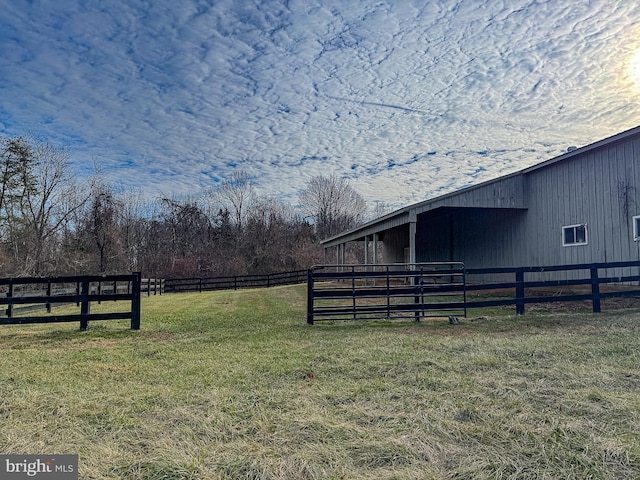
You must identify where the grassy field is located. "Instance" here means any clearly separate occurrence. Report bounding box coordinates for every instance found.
[1,285,639,479]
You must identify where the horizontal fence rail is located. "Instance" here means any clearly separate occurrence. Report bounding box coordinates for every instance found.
[165,270,308,293]
[307,263,466,324]
[465,260,640,314]
[0,273,142,330]
[307,260,640,324]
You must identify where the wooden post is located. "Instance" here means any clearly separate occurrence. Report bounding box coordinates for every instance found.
[306,269,314,325]
[352,266,357,320]
[131,272,141,330]
[6,280,13,318]
[515,268,525,315]
[46,279,52,313]
[590,266,601,313]
[80,278,90,331]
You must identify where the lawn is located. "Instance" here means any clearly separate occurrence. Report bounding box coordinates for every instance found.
[1,285,639,479]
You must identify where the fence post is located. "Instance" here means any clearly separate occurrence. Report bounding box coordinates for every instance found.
[515,268,525,315]
[306,269,314,325]
[351,266,357,320]
[80,278,90,331]
[131,272,141,330]
[590,266,601,313]
[6,280,13,318]
[46,279,52,313]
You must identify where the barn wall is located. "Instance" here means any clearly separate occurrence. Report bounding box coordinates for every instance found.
[522,133,640,279]
[379,225,409,263]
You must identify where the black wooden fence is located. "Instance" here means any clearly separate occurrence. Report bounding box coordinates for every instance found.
[0,273,142,330]
[307,260,640,324]
[465,260,640,314]
[142,278,165,296]
[165,270,307,293]
[307,263,466,324]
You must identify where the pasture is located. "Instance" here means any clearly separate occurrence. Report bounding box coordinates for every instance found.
[0,285,639,479]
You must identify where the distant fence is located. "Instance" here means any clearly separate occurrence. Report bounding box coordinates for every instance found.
[142,278,165,296]
[0,273,142,330]
[165,270,307,293]
[307,260,640,324]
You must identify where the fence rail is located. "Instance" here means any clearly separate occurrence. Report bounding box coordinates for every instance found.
[465,260,640,314]
[165,270,307,293]
[307,260,640,324]
[0,273,142,330]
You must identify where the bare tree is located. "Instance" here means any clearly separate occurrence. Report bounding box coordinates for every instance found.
[371,200,392,219]
[211,171,255,230]
[299,174,367,239]
[11,140,91,274]
[89,186,121,273]
[160,197,214,276]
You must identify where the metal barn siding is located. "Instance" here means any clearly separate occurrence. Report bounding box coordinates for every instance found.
[521,133,640,280]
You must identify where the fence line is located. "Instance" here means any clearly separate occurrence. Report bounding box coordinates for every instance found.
[164,270,307,293]
[307,260,640,323]
[0,273,142,330]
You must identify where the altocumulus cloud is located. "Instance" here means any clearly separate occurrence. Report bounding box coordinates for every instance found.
[1,0,640,208]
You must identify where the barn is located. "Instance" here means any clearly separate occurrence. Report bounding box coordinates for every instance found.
[321,125,640,276]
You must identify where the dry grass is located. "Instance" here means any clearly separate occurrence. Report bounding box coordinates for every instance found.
[0,285,639,479]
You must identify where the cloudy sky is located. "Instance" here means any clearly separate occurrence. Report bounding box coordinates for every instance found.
[2,0,640,210]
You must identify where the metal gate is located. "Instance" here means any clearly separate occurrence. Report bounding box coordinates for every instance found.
[307,262,466,324]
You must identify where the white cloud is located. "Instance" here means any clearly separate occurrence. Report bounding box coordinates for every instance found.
[1,0,640,210]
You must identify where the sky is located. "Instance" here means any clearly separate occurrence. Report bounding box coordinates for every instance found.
[2,0,640,211]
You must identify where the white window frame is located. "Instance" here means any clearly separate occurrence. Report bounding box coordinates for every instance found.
[562,223,588,247]
[633,216,640,242]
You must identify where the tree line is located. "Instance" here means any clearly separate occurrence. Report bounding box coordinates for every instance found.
[0,136,381,278]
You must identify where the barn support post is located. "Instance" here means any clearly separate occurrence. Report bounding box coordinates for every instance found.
[337,243,345,271]
[590,266,601,313]
[373,233,379,266]
[364,235,370,267]
[409,211,417,269]
[373,233,379,287]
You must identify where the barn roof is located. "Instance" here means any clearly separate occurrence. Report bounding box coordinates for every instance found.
[321,124,640,248]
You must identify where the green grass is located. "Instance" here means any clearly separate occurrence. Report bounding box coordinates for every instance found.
[1,285,639,479]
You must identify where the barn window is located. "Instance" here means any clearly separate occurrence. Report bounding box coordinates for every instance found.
[562,224,587,246]
[633,216,640,241]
